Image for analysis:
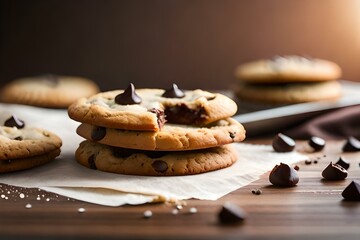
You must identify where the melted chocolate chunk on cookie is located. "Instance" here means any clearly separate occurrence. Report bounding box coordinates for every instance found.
[152,160,168,173]
[14,136,23,141]
[112,147,134,158]
[88,154,97,170]
[162,84,185,98]
[149,108,166,129]
[115,83,142,105]
[144,151,168,159]
[229,132,236,139]
[165,104,207,125]
[41,74,59,87]
[91,126,106,141]
[4,115,25,129]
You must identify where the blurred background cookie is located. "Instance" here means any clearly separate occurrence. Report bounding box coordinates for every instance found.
[234,56,342,108]
[0,74,100,108]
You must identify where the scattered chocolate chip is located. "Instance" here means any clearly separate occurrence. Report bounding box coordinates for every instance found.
[4,115,25,129]
[305,160,312,165]
[162,84,185,98]
[335,157,350,170]
[115,83,142,105]
[152,160,168,173]
[308,136,326,151]
[112,148,133,158]
[144,151,167,159]
[313,160,318,164]
[342,136,360,152]
[321,162,348,181]
[218,202,246,224]
[272,133,295,152]
[294,165,300,171]
[91,126,106,141]
[88,154,97,170]
[269,163,299,187]
[342,181,360,201]
[251,189,262,195]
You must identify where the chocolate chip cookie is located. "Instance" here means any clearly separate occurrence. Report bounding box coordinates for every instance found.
[235,55,342,83]
[0,115,62,173]
[76,118,246,151]
[75,140,238,176]
[68,84,238,131]
[0,74,100,108]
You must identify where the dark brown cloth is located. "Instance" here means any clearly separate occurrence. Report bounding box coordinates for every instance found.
[286,105,360,140]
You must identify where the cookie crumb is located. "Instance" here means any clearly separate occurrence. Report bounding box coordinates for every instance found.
[78,208,86,213]
[189,207,198,214]
[143,210,152,219]
[171,209,179,215]
[19,193,25,199]
[25,203,32,209]
[176,204,183,210]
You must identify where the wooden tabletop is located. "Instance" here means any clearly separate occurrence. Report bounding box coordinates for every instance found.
[1,139,359,240]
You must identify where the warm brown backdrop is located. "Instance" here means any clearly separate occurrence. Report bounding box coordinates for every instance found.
[1,0,360,90]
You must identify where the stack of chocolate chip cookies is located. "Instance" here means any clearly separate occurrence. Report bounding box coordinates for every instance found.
[0,115,62,173]
[234,55,342,106]
[68,84,246,176]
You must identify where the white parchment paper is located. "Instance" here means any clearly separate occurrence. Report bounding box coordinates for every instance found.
[0,104,308,206]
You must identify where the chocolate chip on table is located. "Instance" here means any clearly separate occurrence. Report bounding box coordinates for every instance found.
[162,83,185,98]
[218,202,246,224]
[152,160,168,173]
[335,157,350,170]
[4,115,25,129]
[341,181,360,201]
[308,136,326,151]
[91,126,106,141]
[305,160,312,165]
[115,83,142,105]
[294,165,300,171]
[272,133,295,152]
[342,136,360,152]
[321,162,348,181]
[269,163,299,187]
[251,189,262,195]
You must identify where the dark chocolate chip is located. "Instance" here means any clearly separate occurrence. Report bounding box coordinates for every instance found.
[321,162,348,180]
[251,189,262,195]
[112,148,134,158]
[115,83,142,105]
[218,202,246,224]
[342,136,360,152]
[144,151,168,159]
[272,133,295,152]
[342,181,360,201]
[269,163,299,187]
[152,160,168,173]
[91,126,106,141]
[88,154,97,169]
[4,115,25,129]
[229,132,236,139]
[14,136,23,141]
[308,136,325,151]
[335,157,350,170]
[294,165,300,171]
[305,160,312,165]
[162,83,185,98]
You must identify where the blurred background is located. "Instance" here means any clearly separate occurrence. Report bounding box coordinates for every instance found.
[1,0,360,91]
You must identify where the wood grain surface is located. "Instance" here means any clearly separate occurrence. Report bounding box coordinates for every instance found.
[0,140,359,240]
